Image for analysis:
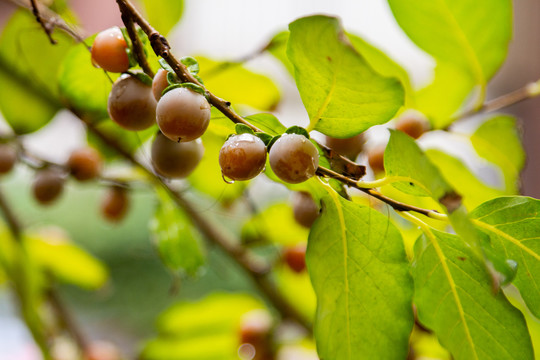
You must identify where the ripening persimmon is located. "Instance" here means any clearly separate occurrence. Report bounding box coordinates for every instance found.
[91,27,130,73]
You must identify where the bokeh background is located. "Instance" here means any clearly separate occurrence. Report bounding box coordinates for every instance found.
[0,0,539,359]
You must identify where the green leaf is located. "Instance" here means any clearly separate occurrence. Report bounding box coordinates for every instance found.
[234,123,254,135]
[287,15,404,137]
[245,113,286,136]
[387,0,511,86]
[470,115,525,193]
[0,10,74,133]
[470,196,540,318]
[197,56,280,111]
[384,130,454,199]
[347,33,413,106]
[285,125,309,138]
[416,61,476,128]
[58,36,116,121]
[150,188,205,275]
[141,0,184,36]
[266,30,294,76]
[426,149,504,210]
[25,231,108,290]
[180,56,199,75]
[241,203,309,246]
[163,82,206,97]
[388,0,512,126]
[141,293,264,360]
[412,228,533,360]
[307,185,413,359]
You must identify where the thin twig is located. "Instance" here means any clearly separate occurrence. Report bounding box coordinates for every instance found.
[118,2,154,77]
[29,0,56,44]
[46,287,89,352]
[0,185,23,240]
[8,0,86,43]
[316,167,446,219]
[114,0,364,179]
[452,78,540,122]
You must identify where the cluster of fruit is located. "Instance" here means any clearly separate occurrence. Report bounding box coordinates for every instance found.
[92,27,323,185]
[0,144,128,223]
[90,26,430,225]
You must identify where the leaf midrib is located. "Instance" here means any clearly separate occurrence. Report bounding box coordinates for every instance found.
[435,0,485,86]
[423,227,479,360]
[326,188,352,359]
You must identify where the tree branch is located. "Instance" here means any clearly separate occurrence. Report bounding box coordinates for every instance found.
[117,1,154,78]
[79,116,312,331]
[453,78,540,122]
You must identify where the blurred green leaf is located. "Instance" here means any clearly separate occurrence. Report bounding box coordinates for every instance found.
[0,10,74,133]
[142,334,239,360]
[274,263,316,321]
[470,115,525,193]
[388,0,511,86]
[416,61,475,128]
[426,149,504,210]
[141,0,183,36]
[412,228,533,360]
[197,56,280,111]
[388,0,512,127]
[384,130,453,199]
[242,203,309,246]
[88,119,156,159]
[470,196,540,318]
[287,15,404,137]
[156,293,263,336]
[150,188,205,275]
[142,293,264,360]
[347,33,413,106]
[58,35,115,121]
[307,185,413,359]
[25,230,108,290]
[245,113,286,136]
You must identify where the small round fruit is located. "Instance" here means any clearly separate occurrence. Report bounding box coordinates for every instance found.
[91,27,129,73]
[151,132,204,178]
[156,87,211,142]
[101,186,129,223]
[368,145,385,174]
[292,191,319,228]
[67,147,102,182]
[269,134,319,184]
[32,169,65,205]
[283,243,307,273]
[0,144,17,175]
[152,68,170,101]
[219,134,267,181]
[325,133,365,160]
[108,73,157,131]
[395,112,430,139]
